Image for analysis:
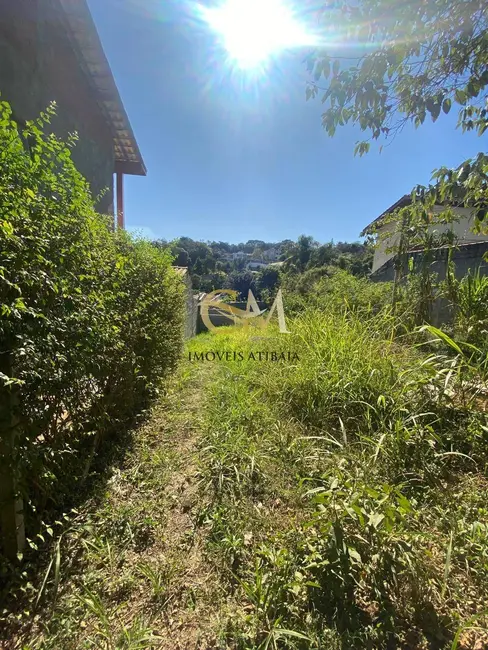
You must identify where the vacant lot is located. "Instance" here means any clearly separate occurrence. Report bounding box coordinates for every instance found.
[2,312,488,649]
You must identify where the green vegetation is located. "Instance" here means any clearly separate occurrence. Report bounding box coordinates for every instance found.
[281,266,393,317]
[3,283,487,647]
[191,309,488,648]
[307,0,488,156]
[2,37,488,643]
[448,267,488,353]
[0,101,184,563]
[156,235,374,297]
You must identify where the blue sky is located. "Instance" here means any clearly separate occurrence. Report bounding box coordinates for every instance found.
[88,0,485,245]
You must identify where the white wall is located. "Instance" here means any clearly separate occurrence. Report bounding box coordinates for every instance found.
[247,262,268,270]
[372,207,488,274]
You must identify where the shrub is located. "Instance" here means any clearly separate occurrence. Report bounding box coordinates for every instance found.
[0,101,184,548]
[450,268,488,351]
[282,267,393,318]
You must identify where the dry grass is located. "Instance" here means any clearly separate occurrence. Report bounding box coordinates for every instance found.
[0,364,230,650]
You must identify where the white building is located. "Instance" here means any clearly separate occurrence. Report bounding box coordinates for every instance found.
[247,260,269,271]
[232,251,247,260]
[362,194,488,277]
[262,247,281,262]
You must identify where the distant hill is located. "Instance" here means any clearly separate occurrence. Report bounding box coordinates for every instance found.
[153,235,374,297]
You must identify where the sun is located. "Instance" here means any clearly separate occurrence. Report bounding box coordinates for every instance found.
[201,0,316,71]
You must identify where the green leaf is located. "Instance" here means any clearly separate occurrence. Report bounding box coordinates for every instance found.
[368,512,385,529]
[420,325,463,354]
[455,89,467,104]
[348,547,362,563]
[274,629,312,642]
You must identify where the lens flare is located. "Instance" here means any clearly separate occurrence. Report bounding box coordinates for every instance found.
[200,0,318,71]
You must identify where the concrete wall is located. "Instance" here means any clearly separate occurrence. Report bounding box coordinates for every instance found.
[177,272,197,340]
[372,207,488,273]
[372,241,488,284]
[371,242,488,325]
[185,292,198,340]
[0,0,114,214]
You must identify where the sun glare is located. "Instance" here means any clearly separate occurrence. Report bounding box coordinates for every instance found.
[201,0,316,71]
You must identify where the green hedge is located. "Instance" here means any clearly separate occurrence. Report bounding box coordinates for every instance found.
[0,101,184,546]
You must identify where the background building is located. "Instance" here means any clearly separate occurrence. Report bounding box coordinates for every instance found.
[0,0,146,226]
[363,194,488,280]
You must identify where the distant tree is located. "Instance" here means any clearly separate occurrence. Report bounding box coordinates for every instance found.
[197,271,227,293]
[226,271,256,300]
[158,235,374,292]
[310,242,335,267]
[191,274,202,290]
[193,258,204,275]
[349,243,375,277]
[234,258,247,272]
[336,241,364,255]
[152,239,169,251]
[337,253,352,270]
[256,267,281,298]
[286,235,318,271]
[216,260,230,272]
[171,246,189,267]
[246,239,266,250]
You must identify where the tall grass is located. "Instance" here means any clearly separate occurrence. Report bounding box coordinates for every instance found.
[189,308,488,648]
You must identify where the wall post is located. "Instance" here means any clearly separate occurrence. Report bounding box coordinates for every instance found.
[116,171,124,229]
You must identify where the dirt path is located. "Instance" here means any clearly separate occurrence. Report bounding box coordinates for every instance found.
[4,364,225,650]
[150,365,223,649]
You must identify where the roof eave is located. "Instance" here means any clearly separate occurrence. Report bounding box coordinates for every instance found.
[115,160,147,177]
[57,0,147,177]
[361,194,412,237]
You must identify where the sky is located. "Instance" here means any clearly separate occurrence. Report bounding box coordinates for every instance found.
[87,0,486,245]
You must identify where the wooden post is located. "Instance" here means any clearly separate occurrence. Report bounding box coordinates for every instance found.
[0,352,25,561]
[116,171,124,230]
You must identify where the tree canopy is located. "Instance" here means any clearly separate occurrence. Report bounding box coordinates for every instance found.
[153,235,373,295]
[307,0,488,230]
[307,0,488,151]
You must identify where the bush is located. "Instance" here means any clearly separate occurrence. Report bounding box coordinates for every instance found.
[282,267,393,318]
[451,268,488,351]
[0,101,184,546]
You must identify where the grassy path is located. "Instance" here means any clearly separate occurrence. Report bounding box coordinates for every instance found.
[2,318,488,649]
[3,362,228,650]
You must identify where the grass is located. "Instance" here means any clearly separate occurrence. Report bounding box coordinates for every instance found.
[1,308,487,649]
[190,311,488,649]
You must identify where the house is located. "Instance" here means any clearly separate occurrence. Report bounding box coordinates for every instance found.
[362,194,488,281]
[0,0,146,227]
[262,247,281,262]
